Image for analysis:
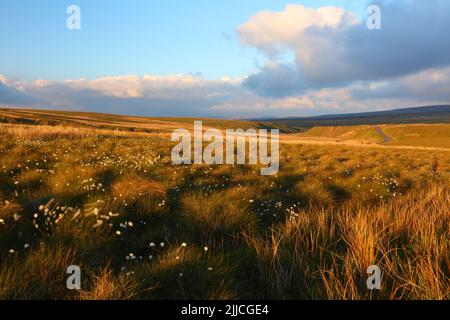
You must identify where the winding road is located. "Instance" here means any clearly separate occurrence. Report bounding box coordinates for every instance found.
[375,126,393,144]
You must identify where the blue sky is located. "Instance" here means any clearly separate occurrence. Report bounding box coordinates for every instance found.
[1,0,450,118]
[0,0,365,81]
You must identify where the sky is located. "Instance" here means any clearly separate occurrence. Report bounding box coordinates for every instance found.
[1,0,450,118]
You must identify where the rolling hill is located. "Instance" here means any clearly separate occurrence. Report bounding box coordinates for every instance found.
[2,105,450,148]
[259,105,450,132]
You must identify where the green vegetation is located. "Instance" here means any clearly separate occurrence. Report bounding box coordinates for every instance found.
[301,124,450,148]
[0,120,449,300]
[383,124,450,148]
[3,108,450,148]
[302,126,383,143]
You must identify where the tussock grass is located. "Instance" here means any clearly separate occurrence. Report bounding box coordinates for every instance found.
[134,247,237,300]
[0,245,79,299]
[180,191,255,238]
[0,122,449,300]
[79,268,139,300]
[243,186,449,299]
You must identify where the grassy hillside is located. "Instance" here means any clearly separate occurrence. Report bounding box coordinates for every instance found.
[383,124,450,148]
[301,126,383,143]
[259,105,450,130]
[0,108,259,132]
[301,124,450,148]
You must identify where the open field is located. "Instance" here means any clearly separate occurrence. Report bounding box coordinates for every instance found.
[0,109,449,300]
[294,124,450,149]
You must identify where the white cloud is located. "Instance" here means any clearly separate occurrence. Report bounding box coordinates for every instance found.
[238,4,358,55]
[61,74,242,99]
[0,74,16,86]
[239,1,450,96]
[2,66,450,118]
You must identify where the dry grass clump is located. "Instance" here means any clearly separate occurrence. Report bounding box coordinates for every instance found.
[78,268,139,300]
[112,175,165,202]
[111,175,166,217]
[243,185,450,300]
[180,191,256,237]
[0,201,22,220]
[0,245,79,300]
[135,246,237,300]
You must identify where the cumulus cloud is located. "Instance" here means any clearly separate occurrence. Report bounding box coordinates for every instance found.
[62,74,242,99]
[351,67,450,101]
[0,74,250,117]
[212,64,450,118]
[0,77,46,107]
[2,65,450,118]
[243,62,306,98]
[238,4,358,56]
[239,0,450,97]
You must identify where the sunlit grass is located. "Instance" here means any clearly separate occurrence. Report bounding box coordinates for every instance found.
[0,123,449,300]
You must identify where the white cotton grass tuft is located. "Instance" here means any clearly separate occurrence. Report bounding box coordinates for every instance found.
[93,220,103,228]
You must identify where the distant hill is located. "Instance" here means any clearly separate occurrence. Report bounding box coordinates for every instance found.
[0,107,258,133]
[258,105,450,132]
[2,105,450,134]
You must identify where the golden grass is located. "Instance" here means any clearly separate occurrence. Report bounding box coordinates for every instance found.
[0,124,162,140]
[78,268,139,300]
[303,126,382,143]
[0,121,449,300]
[243,185,449,299]
[301,123,450,149]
